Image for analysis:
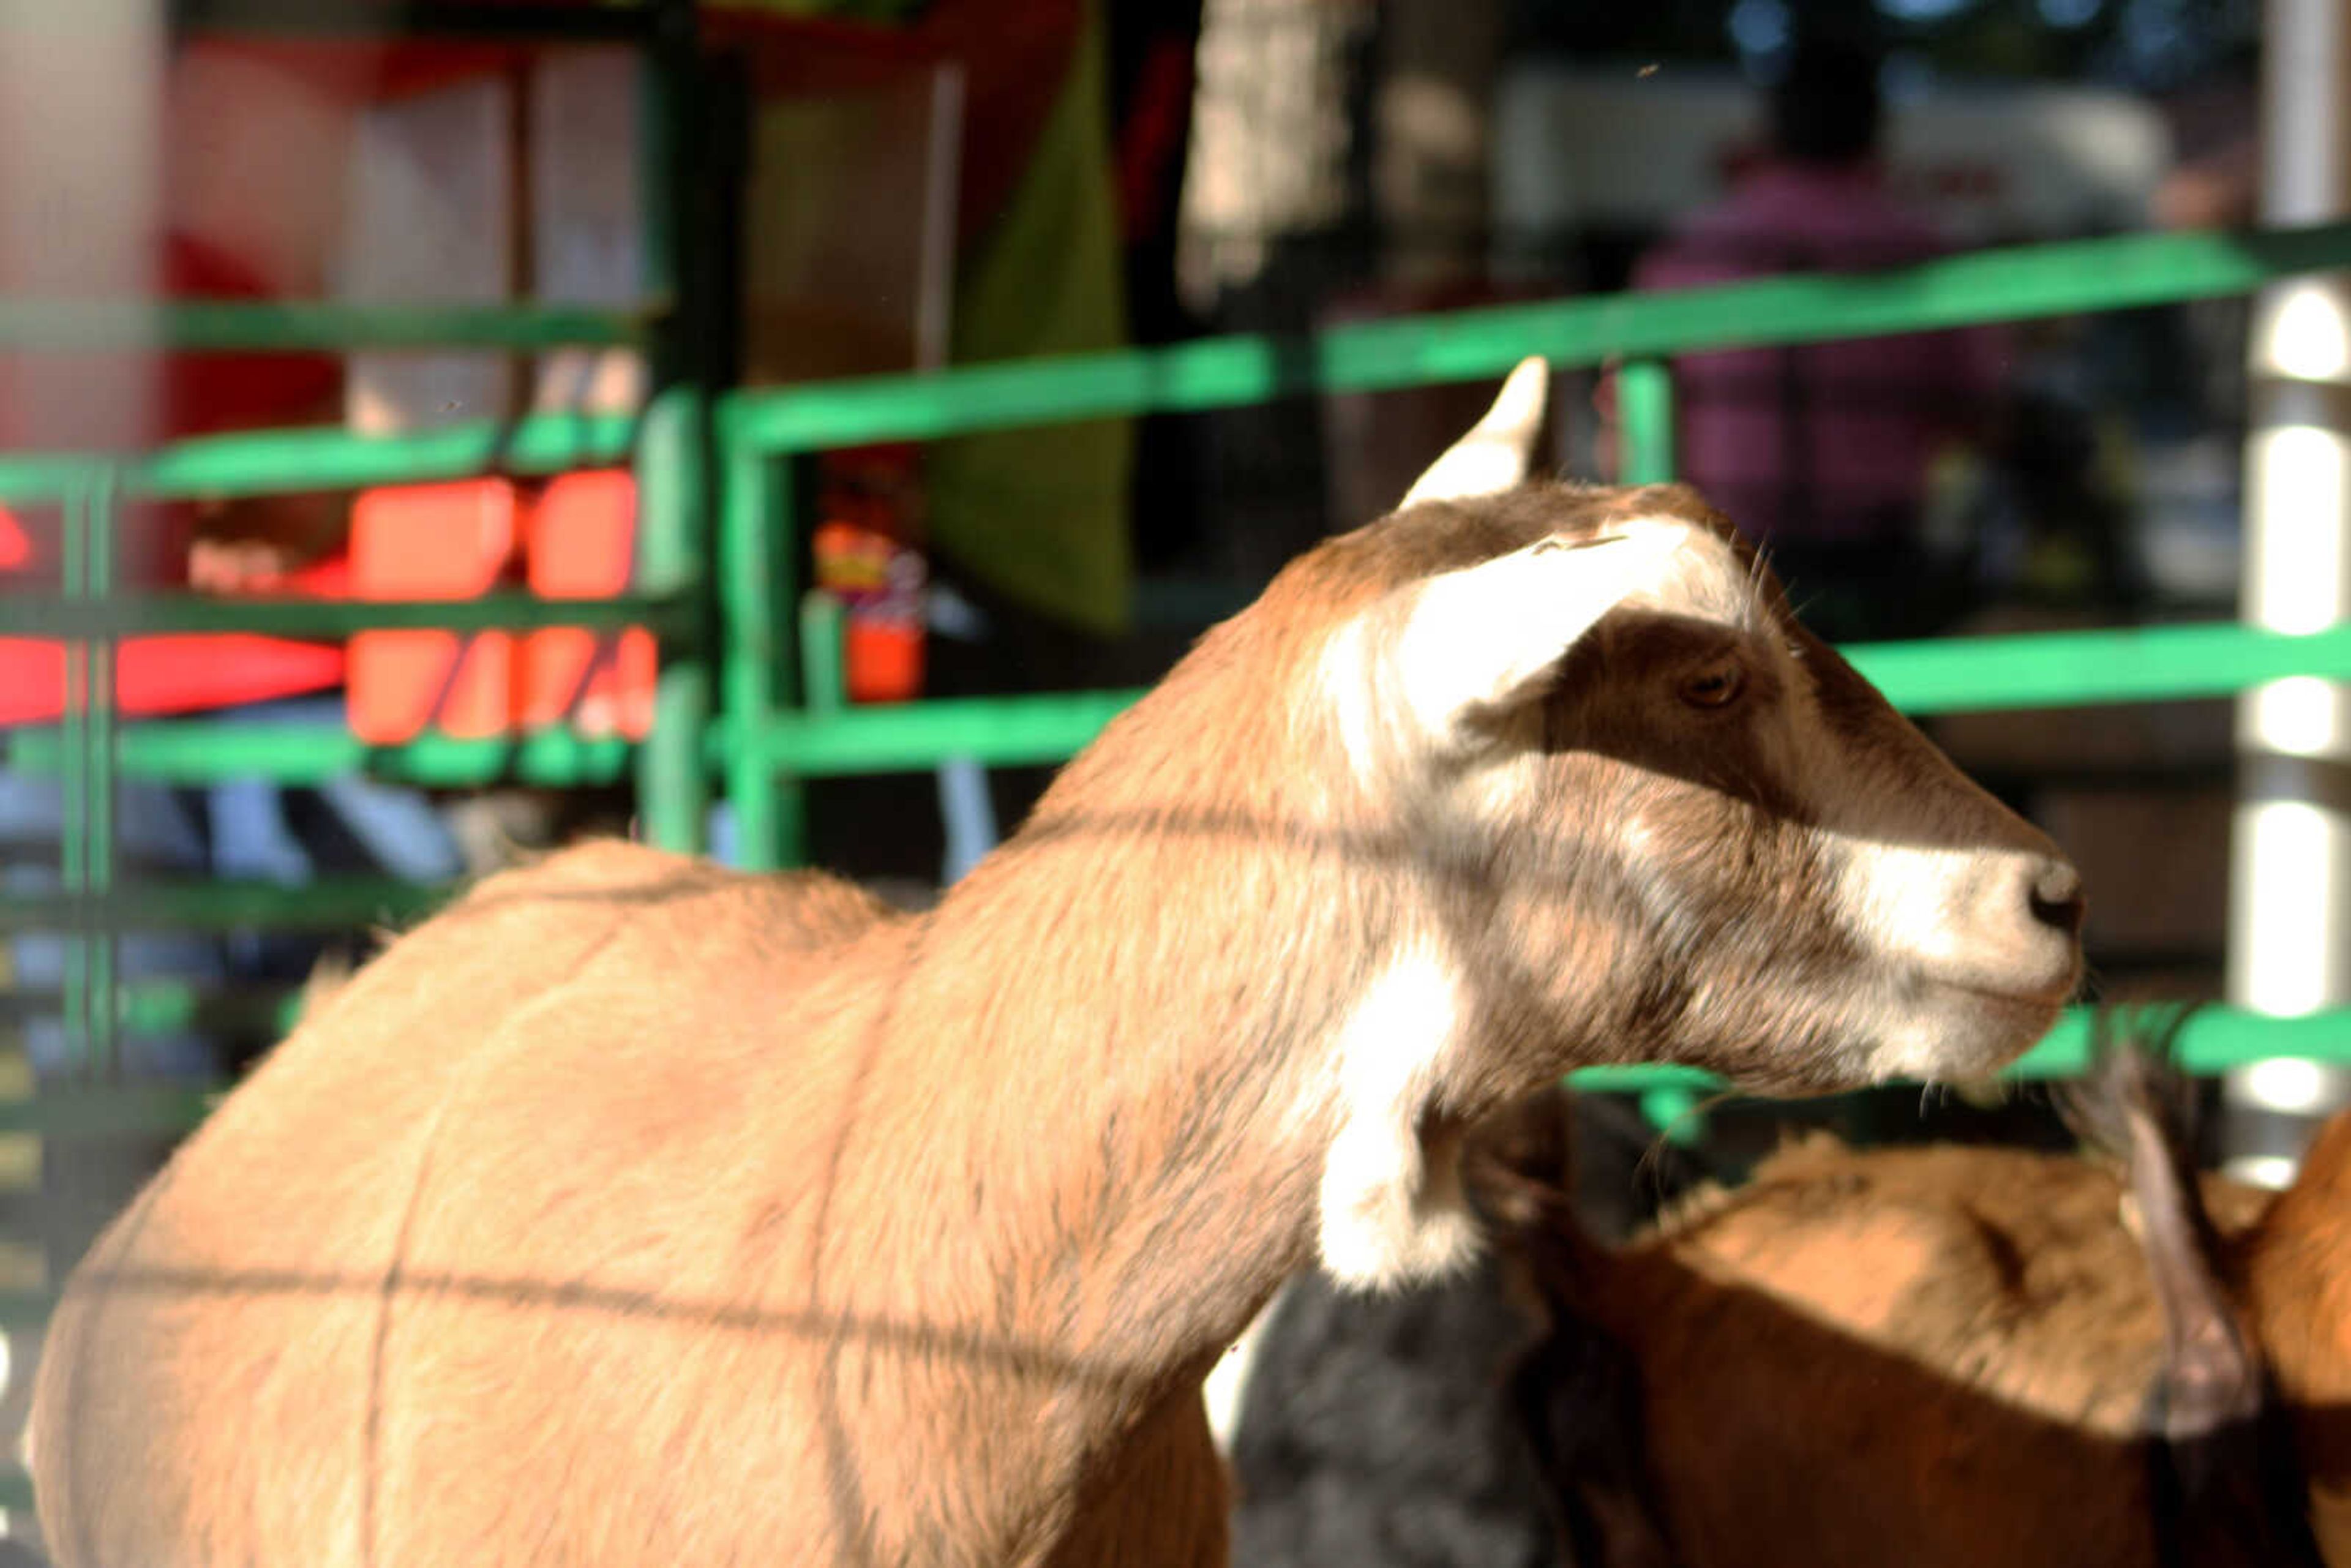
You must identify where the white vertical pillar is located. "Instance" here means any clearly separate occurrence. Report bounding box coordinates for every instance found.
[0,0,163,451]
[2223,0,2351,1188]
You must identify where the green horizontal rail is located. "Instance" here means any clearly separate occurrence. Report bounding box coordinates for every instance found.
[0,301,651,354]
[756,689,1149,777]
[1570,1003,2351,1095]
[749,619,2351,779]
[1845,618,2351,714]
[0,1008,2317,1168]
[723,220,2351,454]
[0,877,450,934]
[0,590,692,640]
[0,1003,2329,1146]
[0,982,300,1039]
[4,723,634,787]
[0,410,639,505]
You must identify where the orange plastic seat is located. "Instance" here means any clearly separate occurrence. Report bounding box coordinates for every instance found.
[0,506,29,572]
[345,479,519,744]
[0,478,659,738]
[0,506,350,727]
[517,468,653,740]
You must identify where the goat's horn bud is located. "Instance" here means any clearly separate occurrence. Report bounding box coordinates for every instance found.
[1401,356,1551,508]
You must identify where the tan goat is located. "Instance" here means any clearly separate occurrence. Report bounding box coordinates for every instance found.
[28,359,2083,1568]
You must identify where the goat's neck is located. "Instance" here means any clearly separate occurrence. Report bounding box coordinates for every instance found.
[776,687,1540,1559]
[982,827,1376,1329]
[838,808,1406,1414]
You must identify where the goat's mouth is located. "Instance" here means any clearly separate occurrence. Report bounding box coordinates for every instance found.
[1657,970,2074,1100]
[1930,975,2077,1026]
[1855,977,2071,1086]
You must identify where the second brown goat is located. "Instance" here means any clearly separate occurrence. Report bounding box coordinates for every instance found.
[1477,1049,2347,1568]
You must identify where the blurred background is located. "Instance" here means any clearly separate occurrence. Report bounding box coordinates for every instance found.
[2,0,2349,1556]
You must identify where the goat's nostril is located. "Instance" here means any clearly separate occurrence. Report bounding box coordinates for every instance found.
[2028,861,2086,936]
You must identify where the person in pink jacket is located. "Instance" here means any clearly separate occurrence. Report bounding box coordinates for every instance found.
[1626,32,2009,640]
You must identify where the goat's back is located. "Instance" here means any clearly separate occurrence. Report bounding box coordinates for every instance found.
[29,841,901,1568]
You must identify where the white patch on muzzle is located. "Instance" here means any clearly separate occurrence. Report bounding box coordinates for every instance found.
[1828,836,2073,1001]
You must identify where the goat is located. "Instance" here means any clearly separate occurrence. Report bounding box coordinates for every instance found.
[2241,1105,2351,1563]
[27,358,2083,1568]
[1487,1043,2344,1568]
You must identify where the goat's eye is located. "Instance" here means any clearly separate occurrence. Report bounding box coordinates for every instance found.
[1679,661,1744,710]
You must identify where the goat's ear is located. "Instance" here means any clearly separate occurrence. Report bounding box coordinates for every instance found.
[1392,528,1681,740]
[1401,356,1551,508]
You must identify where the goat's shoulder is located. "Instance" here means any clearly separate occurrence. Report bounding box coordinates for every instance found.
[381,872,918,1296]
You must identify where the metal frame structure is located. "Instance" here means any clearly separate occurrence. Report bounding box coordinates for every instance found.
[0,0,713,1512]
[10,223,2351,1109]
[8,67,2351,1506]
[707,217,2351,1130]
[1,0,716,1071]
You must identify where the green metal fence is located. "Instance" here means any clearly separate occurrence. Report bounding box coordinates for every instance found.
[694,220,2351,1147]
[710,216,2351,1090]
[8,225,2351,1136]
[0,0,713,1514]
[10,208,2351,1510]
[715,220,2351,853]
[0,364,716,1084]
[0,0,714,1063]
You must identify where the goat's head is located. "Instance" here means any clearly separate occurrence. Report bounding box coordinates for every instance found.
[1273,359,2080,1283]
[1023,359,2081,1289]
[1310,358,2080,1082]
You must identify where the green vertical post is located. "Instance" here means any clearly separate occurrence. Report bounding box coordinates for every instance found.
[800,592,846,717]
[636,386,711,853]
[637,0,721,859]
[56,473,88,1080]
[719,430,803,869]
[83,467,118,1080]
[51,463,119,1080]
[1617,358,1678,486]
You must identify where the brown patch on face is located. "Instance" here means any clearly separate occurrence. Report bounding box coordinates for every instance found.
[1485,595,1866,1082]
[1550,612,1801,820]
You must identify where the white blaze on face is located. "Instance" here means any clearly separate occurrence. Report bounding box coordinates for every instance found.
[1313,943,1481,1291]
[1389,526,1693,741]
